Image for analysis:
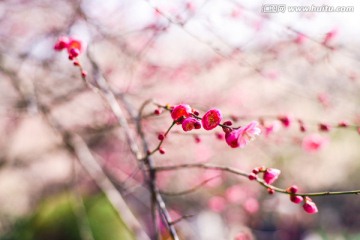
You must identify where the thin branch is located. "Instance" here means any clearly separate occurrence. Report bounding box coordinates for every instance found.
[160,175,221,197]
[80,52,143,160]
[169,214,195,226]
[155,163,249,177]
[137,100,180,240]
[154,163,360,198]
[148,120,176,156]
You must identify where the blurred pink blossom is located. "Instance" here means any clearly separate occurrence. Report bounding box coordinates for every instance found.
[244,198,259,214]
[264,121,281,137]
[234,232,252,240]
[208,196,226,212]
[294,33,306,45]
[225,185,245,203]
[323,28,338,46]
[54,36,84,59]
[302,134,329,152]
[278,115,291,128]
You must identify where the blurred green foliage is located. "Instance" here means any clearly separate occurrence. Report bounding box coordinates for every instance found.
[1,192,136,240]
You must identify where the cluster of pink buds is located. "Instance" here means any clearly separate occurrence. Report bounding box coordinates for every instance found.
[54,36,83,60]
[54,36,87,77]
[286,185,318,214]
[249,166,318,214]
[287,185,303,204]
[249,167,281,185]
[169,104,261,149]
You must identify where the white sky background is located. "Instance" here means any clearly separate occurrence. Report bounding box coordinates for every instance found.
[82,0,360,65]
[85,0,360,41]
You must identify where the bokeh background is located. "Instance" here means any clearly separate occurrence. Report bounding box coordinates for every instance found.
[1,0,360,239]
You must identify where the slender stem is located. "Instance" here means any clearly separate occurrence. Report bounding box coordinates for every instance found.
[148,121,176,156]
[170,215,195,226]
[160,175,221,196]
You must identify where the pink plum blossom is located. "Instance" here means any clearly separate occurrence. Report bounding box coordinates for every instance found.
[225,121,261,148]
[303,197,318,214]
[171,104,192,121]
[202,109,222,130]
[263,168,281,184]
[302,134,328,152]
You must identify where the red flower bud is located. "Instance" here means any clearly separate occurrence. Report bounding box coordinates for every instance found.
[303,197,318,214]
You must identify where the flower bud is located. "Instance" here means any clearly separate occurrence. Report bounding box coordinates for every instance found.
[263,168,281,184]
[303,197,318,214]
[290,195,303,204]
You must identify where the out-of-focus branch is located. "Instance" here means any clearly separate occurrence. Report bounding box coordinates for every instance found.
[137,100,180,240]
[154,163,360,198]
[159,175,221,196]
[39,105,150,240]
[19,55,151,239]
[70,52,180,239]
[85,52,143,160]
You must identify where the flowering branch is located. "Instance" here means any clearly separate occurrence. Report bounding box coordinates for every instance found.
[53,33,360,237]
[148,120,176,156]
[154,163,360,214]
